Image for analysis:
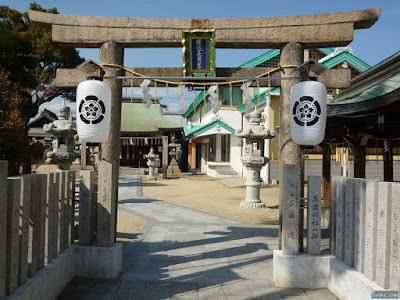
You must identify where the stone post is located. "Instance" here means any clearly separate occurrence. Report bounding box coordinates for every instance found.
[353,178,366,273]
[45,173,55,264]
[68,171,76,245]
[99,42,124,240]
[344,178,355,267]
[279,43,303,248]
[7,178,21,294]
[81,140,87,169]
[37,173,47,270]
[52,173,60,259]
[376,182,392,288]
[307,176,321,255]
[79,170,96,246]
[282,164,300,255]
[97,160,116,247]
[63,171,70,250]
[335,176,345,261]
[390,182,400,290]
[18,175,32,286]
[58,172,66,253]
[329,176,337,256]
[364,180,378,281]
[0,161,7,300]
[28,174,41,277]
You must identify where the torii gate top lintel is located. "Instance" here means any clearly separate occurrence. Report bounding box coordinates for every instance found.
[28,8,380,49]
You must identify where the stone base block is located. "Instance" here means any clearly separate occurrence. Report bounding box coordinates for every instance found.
[329,259,384,300]
[6,246,75,300]
[240,200,265,208]
[273,250,386,300]
[273,250,330,289]
[167,166,181,177]
[74,243,122,279]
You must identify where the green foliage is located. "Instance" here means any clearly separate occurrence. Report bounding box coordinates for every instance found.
[0,2,84,173]
[0,71,30,175]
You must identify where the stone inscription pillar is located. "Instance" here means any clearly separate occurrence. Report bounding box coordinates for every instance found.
[390,182,400,290]
[97,160,116,247]
[344,178,355,267]
[279,43,303,248]
[329,176,337,256]
[282,164,300,255]
[79,170,96,246]
[376,182,392,288]
[99,42,124,239]
[335,176,345,261]
[364,180,378,281]
[353,178,366,274]
[307,176,321,255]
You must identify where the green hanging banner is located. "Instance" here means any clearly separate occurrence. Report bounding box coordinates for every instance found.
[182,29,216,77]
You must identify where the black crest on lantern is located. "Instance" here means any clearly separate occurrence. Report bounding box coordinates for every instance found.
[78,95,106,124]
[292,96,321,127]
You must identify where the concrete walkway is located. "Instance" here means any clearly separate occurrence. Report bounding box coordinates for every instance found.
[58,172,337,300]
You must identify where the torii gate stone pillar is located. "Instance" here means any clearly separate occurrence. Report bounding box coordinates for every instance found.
[99,42,124,234]
[279,43,303,247]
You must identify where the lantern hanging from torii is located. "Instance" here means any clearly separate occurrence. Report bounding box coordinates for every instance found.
[76,77,111,143]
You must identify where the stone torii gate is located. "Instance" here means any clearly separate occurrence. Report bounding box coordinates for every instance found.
[29,8,380,248]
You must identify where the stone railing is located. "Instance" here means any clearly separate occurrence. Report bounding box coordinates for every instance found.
[0,161,75,299]
[276,164,399,298]
[331,176,400,291]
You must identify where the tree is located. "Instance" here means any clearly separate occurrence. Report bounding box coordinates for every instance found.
[0,71,30,175]
[0,3,84,174]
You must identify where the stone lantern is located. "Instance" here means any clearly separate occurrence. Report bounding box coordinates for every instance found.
[37,104,78,172]
[236,111,275,208]
[167,136,181,177]
[146,147,160,180]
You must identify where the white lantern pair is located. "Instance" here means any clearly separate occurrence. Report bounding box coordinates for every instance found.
[76,77,111,143]
[290,78,327,145]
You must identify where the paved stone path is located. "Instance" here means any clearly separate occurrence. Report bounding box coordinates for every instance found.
[58,172,337,299]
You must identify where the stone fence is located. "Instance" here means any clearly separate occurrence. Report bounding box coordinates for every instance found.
[275,164,399,299]
[331,176,400,291]
[0,161,75,300]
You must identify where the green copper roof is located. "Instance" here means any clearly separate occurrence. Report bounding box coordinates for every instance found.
[238,48,334,68]
[121,103,182,133]
[319,49,371,72]
[183,119,234,140]
[328,70,400,117]
[239,49,281,68]
[183,47,371,117]
[182,90,206,119]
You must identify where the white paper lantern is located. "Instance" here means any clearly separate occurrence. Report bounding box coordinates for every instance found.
[76,78,111,143]
[290,79,327,145]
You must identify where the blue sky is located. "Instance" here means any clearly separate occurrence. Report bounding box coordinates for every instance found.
[4,0,400,115]
[4,0,400,67]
